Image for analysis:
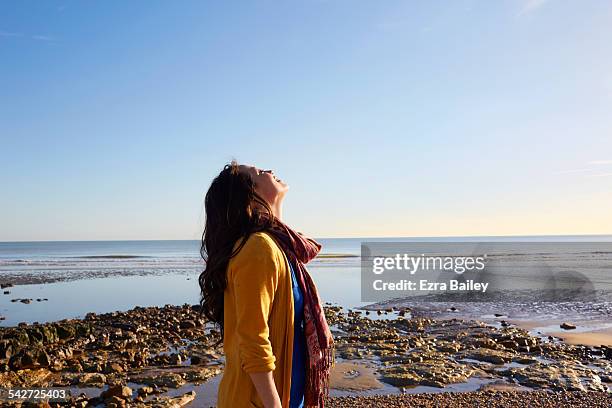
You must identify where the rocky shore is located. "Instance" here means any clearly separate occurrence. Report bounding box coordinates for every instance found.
[0,304,222,407]
[327,306,611,392]
[0,304,610,407]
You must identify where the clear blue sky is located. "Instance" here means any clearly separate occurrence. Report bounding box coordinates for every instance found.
[1,0,611,241]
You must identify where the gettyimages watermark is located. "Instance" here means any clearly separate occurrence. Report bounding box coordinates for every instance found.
[372,253,489,292]
[360,242,612,303]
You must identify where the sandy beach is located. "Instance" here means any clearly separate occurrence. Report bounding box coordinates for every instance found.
[509,319,612,347]
[550,329,612,347]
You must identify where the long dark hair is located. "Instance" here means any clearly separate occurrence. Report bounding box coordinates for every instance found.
[199,161,273,339]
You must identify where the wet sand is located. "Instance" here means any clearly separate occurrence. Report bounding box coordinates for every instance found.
[329,362,383,391]
[510,319,612,347]
[549,328,612,347]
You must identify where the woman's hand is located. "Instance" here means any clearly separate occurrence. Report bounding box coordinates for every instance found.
[248,371,282,408]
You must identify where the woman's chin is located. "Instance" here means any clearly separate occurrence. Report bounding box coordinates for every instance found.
[277,185,289,197]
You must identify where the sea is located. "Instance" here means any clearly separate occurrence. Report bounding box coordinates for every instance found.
[1,236,611,327]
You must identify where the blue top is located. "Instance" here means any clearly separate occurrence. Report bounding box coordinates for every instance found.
[289,262,307,408]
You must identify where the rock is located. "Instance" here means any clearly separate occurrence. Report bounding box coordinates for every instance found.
[3,291,9,295]
[560,322,576,330]
[33,402,53,408]
[497,363,607,392]
[499,340,519,351]
[106,395,127,408]
[137,386,155,396]
[55,324,75,340]
[105,362,125,373]
[461,348,514,364]
[67,361,83,372]
[0,340,15,359]
[77,372,107,387]
[101,384,133,400]
[0,283,13,289]
[179,320,197,330]
[379,359,473,388]
[169,353,183,364]
[183,366,222,383]
[160,390,196,407]
[514,355,537,364]
[435,340,461,353]
[111,322,140,332]
[27,325,59,344]
[154,391,196,408]
[9,347,51,369]
[130,371,185,388]
[470,337,499,350]
[83,361,103,373]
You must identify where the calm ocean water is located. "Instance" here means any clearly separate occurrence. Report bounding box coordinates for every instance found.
[0,238,363,326]
[1,236,611,326]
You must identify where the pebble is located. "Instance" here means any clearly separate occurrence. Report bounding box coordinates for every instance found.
[326,391,612,407]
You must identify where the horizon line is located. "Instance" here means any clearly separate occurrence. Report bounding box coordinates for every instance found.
[2,233,612,244]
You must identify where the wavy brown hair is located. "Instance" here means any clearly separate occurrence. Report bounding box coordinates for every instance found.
[198,161,273,339]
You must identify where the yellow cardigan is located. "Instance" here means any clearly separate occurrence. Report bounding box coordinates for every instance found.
[217,232,295,408]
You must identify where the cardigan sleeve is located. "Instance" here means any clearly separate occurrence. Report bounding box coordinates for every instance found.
[229,233,280,373]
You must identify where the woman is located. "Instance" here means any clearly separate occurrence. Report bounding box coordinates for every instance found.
[199,161,334,408]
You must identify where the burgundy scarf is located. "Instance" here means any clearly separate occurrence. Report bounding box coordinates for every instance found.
[265,218,335,408]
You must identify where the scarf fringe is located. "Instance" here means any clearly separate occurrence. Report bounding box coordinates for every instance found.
[304,344,335,408]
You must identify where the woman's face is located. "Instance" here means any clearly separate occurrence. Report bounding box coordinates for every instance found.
[239,164,289,206]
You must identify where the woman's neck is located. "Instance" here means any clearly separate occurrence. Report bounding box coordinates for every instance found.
[255,200,283,221]
[270,200,283,221]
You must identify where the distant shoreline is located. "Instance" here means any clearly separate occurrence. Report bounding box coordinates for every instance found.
[0,252,357,287]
